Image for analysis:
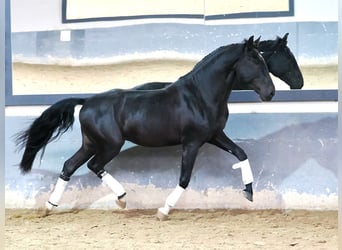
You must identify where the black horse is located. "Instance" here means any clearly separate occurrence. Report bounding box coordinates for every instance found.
[16,36,275,220]
[134,34,303,91]
[257,33,303,89]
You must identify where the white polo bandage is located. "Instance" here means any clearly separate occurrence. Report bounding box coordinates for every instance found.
[166,185,185,207]
[47,177,68,208]
[158,185,185,216]
[101,172,126,198]
[232,159,254,185]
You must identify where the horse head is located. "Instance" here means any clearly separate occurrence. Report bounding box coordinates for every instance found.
[233,36,275,101]
[260,33,304,89]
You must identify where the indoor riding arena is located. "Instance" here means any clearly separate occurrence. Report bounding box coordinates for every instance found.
[5,0,338,249]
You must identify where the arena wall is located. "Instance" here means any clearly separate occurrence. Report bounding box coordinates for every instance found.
[10,0,338,65]
[5,0,338,210]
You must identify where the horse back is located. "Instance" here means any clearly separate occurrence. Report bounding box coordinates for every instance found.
[79,88,184,146]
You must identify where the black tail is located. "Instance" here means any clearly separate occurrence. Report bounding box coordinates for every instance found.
[15,98,86,173]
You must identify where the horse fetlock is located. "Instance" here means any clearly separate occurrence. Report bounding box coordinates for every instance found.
[46,201,57,210]
[42,201,56,217]
[115,192,127,209]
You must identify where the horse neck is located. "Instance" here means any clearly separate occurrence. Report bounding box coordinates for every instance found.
[190,44,242,104]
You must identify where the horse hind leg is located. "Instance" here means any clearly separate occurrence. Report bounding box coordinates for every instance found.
[87,147,127,209]
[45,146,94,213]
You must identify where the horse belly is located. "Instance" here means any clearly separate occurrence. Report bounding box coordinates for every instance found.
[122,119,181,147]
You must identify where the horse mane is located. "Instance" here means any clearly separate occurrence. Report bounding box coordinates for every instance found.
[258,37,282,52]
[180,41,245,80]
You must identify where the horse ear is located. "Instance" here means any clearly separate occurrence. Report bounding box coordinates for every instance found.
[246,36,254,51]
[254,36,261,48]
[279,33,289,47]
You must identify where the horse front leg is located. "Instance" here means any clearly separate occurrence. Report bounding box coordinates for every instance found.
[209,131,254,202]
[157,141,201,221]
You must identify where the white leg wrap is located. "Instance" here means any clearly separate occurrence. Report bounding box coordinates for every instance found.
[46,177,68,209]
[158,185,185,216]
[232,159,254,185]
[166,185,185,207]
[101,172,126,198]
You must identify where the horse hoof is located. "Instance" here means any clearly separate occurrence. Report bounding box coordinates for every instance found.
[37,207,50,217]
[156,210,169,221]
[115,199,126,209]
[243,190,253,202]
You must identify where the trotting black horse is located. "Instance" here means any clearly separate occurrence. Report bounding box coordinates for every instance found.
[16,36,275,220]
[134,34,303,91]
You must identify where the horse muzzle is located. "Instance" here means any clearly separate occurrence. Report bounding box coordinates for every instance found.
[290,81,304,89]
[260,88,275,101]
